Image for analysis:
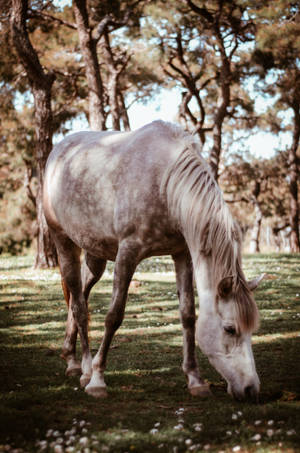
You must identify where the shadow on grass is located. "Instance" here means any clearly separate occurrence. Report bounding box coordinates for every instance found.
[1,253,300,451]
[1,329,300,451]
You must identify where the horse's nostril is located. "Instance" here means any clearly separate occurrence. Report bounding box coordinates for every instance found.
[245,385,258,403]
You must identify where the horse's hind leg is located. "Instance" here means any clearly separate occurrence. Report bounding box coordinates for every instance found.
[62,253,106,377]
[54,234,93,387]
[61,279,81,377]
[85,241,138,397]
[173,250,211,397]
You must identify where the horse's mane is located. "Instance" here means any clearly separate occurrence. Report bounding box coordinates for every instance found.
[161,125,259,333]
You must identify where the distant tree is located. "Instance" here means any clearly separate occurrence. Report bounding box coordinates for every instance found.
[146,0,256,179]
[251,0,300,252]
[220,153,289,252]
[72,0,152,131]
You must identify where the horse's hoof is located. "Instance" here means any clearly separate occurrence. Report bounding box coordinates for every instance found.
[85,385,108,398]
[80,374,92,387]
[66,364,82,377]
[189,384,212,397]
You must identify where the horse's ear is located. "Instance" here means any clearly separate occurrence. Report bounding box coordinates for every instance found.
[217,276,234,299]
[247,274,265,291]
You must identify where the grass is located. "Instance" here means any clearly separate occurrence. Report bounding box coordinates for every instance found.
[0,253,300,452]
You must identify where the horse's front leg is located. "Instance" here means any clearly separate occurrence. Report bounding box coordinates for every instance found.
[85,241,138,398]
[173,251,211,397]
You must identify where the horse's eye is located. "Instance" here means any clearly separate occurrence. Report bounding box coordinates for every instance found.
[224,325,236,336]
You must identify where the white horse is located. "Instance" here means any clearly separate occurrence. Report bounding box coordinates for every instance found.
[43,120,263,401]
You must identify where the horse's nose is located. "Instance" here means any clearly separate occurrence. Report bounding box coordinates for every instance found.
[244,384,259,403]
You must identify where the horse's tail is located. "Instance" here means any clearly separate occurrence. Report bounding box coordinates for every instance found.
[57,254,71,306]
[61,277,71,307]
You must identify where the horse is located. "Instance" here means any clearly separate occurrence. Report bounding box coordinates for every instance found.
[43,120,263,401]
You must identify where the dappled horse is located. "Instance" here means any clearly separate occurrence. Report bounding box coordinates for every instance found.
[43,121,263,400]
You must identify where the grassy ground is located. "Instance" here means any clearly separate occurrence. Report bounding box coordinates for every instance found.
[0,253,299,453]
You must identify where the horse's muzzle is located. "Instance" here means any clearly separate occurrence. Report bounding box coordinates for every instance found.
[230,384,259,403]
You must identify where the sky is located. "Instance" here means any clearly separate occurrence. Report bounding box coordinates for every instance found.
[127,91,290,159]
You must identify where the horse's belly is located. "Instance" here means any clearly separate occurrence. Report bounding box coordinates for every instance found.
[79,235,118,260]
[62,216,184,262]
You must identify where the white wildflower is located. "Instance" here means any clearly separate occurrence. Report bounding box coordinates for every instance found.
[66,436,76,445]
[185,439,193,446]
[173,424,184,431]
[251,434,261,441]
[150,429,158,435]
[79,437,89,446]
[232,414,238,420]
[267,429,274,437]
[232,447,241,452]
[175,408,185,415]
[53,445,63,453]
[37,440,48,450]
[193,423,203,432]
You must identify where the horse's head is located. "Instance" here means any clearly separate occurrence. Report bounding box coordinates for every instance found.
[196,274,264,402]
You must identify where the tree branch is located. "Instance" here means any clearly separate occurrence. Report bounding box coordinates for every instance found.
[185,0,214,23]
[28,9,77,30]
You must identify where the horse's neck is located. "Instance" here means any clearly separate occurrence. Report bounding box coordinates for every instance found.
[193,257,215,313]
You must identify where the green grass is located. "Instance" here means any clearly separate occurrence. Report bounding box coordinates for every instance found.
[0,253,300,452]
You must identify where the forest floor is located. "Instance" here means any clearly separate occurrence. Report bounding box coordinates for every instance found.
[0,253,300,453]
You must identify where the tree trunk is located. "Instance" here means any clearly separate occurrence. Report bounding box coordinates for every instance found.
[249,202,263,253]
[107,71,120,130]
[73,0,106,130]
[209,39,231,181]
[119,91,131,131]
[288,102,300,252]
[249,181,262,253]
[10,0,58,268]
[33,86,58,268]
